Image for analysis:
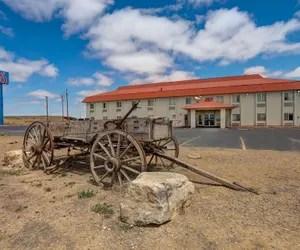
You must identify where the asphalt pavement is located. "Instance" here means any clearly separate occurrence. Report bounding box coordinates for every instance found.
[1,125,300,151]
[174,127,300,151]
[0,125,28,136]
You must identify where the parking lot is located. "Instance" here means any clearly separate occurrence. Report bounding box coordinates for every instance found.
[174,127,300,151]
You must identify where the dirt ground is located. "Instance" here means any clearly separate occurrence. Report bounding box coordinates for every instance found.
[0,136,300,250]
[4,116,66,125]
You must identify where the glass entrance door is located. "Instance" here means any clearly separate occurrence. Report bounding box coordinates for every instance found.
[204,113,215,126]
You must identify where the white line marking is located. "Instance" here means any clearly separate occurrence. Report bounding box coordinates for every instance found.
[180,136,201,146]
[289,138,300,143]
[240,136,246,150]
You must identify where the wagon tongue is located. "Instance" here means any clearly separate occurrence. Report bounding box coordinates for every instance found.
[154,152,258,194]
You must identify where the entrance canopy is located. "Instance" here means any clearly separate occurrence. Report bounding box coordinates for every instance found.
[184,100,234,110]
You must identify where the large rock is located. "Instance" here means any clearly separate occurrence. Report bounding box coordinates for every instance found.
[120,172,194,226]
[3,149,23,169]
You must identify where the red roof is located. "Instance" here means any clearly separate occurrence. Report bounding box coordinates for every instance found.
[83,74,300,103]
[184,100,234,110]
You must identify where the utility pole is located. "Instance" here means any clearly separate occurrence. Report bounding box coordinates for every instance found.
[60,94,64,119]
[45,96,49,125]
[65,89,69,120]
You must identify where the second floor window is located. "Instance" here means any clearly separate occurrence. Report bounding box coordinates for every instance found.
[232,94,240,103]
[116,101,122,108]
[216,96,224,103]
[169,97,176,105]
[103,103,106,109]
[284,91,294,101]
[90,103,94,110]
[257,93,266,102]
[148,99,154,107]
[185,97,192,105]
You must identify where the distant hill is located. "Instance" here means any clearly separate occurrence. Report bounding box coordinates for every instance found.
[4,116,77,125]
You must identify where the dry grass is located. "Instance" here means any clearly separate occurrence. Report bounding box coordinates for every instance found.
[4,116,65,125]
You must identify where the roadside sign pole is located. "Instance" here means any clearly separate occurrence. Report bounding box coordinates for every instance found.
[0,84,3,125]
[0,71,9,125]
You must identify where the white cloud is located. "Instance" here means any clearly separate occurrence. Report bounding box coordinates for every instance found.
[128,70,196,85]
[76,89,107,97]
[0,47,14,60]
[295,11,300,18]
[0,47,58,82]
[139,3,183,15]
[0,25,14,37]
[105,51,173,75]
[85,7,300,76]
[68,77,95,86]
[28,89,58,99]
[244,66,283,78]
[2,0,113,36]
[40,64,59,77]
[244,66,267,75]
[67,72,113,87]
[93,72,113,86]
[188,0,216,7]
[17,100,44,105]
[285,67,300,78]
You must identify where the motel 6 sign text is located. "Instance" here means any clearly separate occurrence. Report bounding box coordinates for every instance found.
[0,71,9,85]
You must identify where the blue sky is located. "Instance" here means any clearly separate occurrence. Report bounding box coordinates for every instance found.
[0,0,300,117]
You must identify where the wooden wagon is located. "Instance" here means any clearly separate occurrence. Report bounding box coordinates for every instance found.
[22,101,257,192]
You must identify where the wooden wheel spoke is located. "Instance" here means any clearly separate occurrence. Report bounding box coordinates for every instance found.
[41,155,47,171]
[42,137,50,149]
[116,134,121,157]
[117,172,123,185]
[98,142,111,157]
[93,165,105,170]
[148,154,155,165]
[122,165,140,175]
[99,171,110,182]
[160,139,172,147]
[33,127,40,144]
[120,169,131,181]
[42,151,50,165]
[107,134,116,157]
[93,153,107,161]
[121,156,140,163]
[27,153,35,161]
[28,132,37,144]
[119,143,133,159]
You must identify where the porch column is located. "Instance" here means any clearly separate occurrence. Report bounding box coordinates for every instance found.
[220,108,226,129]
[191,109,196,128]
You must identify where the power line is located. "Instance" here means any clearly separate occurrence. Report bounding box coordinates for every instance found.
[66,89,69,120]
[60,93,64,118]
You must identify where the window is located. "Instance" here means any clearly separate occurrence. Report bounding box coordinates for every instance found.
[257,113,266,122]
[185,97,192,105]
[90,109,94,113]
[284,91,294,101]
[205,97,213,102]
[284,113,294,121]
[216,96,224,103]
[257,93,266,102]
[148,99,154,107]
[117,116,122,119]
[116,101,122,108]
[103,116,108,120]
[132,116,137,118]
[232,95,240,103]
[172,114,176,119]
[90,117,94,120]
[103,103,106,109]
[90,103,94,110]
[232,114,240,121]
[169,97,176,105]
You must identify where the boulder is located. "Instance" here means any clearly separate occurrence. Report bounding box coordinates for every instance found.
[3,149,23,169]
[120,172,194,226]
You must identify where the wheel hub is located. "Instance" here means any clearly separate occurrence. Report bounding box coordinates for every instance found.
[30,145,42,155]
[104,157,121,173]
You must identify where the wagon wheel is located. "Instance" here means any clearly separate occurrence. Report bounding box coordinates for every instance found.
[90,129,146,187]
[148,137,179,170]
[22,122,54,171]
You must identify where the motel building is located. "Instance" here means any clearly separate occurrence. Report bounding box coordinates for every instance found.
[83,74,300,129]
